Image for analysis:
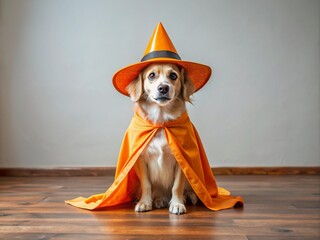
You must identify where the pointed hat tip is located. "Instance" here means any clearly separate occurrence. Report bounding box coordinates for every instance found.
[153,22,165,35]
[143,22,177,56]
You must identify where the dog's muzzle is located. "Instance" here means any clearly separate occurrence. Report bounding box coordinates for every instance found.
[154,83,171,102]
[157,84,170,95]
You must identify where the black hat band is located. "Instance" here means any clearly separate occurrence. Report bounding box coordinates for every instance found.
[141,50,181,62]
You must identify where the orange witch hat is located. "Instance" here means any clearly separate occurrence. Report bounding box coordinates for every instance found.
[112,22,212,96]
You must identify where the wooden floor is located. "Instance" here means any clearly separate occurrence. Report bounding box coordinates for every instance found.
[0,175,319,240]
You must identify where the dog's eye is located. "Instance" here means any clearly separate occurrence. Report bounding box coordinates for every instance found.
[148,72,156,81]
[169,72,178,80]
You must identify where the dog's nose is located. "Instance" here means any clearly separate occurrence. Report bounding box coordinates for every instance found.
[158,84,169,94]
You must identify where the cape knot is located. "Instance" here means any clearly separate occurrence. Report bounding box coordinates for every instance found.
[153,123,166,129]
[133,111,190,131]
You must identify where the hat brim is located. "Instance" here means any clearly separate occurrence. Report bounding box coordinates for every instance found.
[112,58,212,96]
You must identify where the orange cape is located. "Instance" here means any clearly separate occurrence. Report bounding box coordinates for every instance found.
[66,112,243,211]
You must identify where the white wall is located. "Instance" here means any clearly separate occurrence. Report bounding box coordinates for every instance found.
[0,0,319,168]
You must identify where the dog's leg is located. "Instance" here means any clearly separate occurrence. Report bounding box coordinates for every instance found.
[169,166,187,214]
[134,159,153,212]
[185,183,198,205]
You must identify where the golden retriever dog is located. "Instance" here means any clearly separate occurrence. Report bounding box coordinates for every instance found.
[126,63,198,214]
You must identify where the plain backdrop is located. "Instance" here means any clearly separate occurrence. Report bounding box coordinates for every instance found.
[0,0,319,168]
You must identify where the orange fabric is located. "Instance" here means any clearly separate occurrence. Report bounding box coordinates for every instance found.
[66,112,243,211]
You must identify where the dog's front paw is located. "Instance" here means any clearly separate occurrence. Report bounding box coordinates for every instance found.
[169,202,186,215]
[135,200,152,212]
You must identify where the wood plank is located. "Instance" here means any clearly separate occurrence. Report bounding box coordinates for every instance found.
[0,233,248,240]
[0,167,116,177]
[0,175,319,239]
[0,166,319,177]
[0,225,318,237]
[213,167,320,175]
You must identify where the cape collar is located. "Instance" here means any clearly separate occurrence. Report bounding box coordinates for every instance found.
[133,111,190,129]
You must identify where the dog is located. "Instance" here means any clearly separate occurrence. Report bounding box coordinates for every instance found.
[126,63,198,214]
[65,23,242,213]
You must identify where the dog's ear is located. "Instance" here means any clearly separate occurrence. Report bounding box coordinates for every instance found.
[126,73,144,102]
[181,68,195,103]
